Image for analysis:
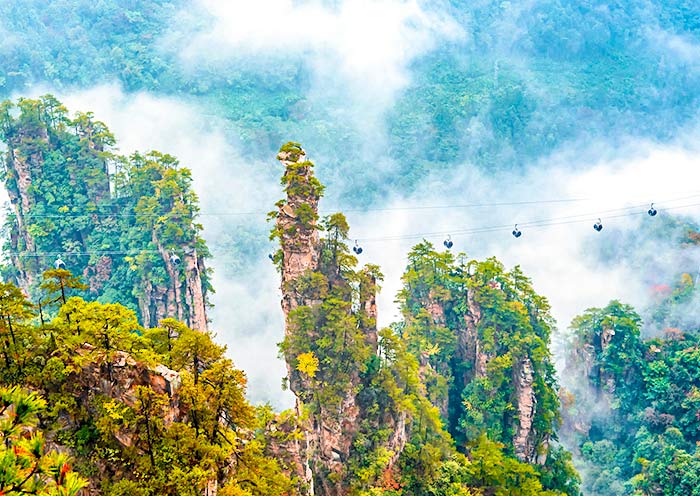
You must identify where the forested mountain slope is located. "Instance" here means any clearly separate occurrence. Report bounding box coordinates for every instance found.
[0,134,579,496]
[0,100,585,494]
[2,108,700,496]
[1,3,700,494]
[562,289,700,494]
[0,269,295,494]
[270,142,579,495]
[0,96,210,330]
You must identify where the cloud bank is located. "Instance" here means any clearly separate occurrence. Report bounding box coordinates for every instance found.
[347,138,700,336]
[169,0,462,125]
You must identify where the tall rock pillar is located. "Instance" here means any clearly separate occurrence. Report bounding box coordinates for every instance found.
[273,143,402,495]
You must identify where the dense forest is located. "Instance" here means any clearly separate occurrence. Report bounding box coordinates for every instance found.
[562,297,700,495]
[0,272,295,495]
[0,96,210,330]
[0,99,699,495]
[268,142,579,494]
[0,130,583,494]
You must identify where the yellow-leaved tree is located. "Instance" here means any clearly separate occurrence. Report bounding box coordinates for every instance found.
[296,352,319,378]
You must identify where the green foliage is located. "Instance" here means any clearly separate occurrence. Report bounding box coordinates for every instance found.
[41,269,88,308]
[385,436,568,496]
[569,301,644,408]
[276,199,577,494]
[399,243,557,439]
[0,386,87,495]
[564,299,700,495]
[395,241,577,494]
[3,5,700,495]
[0,96,211,327]
[2,1,699,204]
[279,211,379,411]
[0,282,37,382]
[0,278,293,495]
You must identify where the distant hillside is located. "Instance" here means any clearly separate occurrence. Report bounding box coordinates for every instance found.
[1,1,699,199]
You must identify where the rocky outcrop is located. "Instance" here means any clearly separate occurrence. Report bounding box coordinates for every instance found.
[406,263,550,464]
[184,248,208,331]
[276,145,321,318]
[275,143,407,495]
[362,274,380,350]
[151,235,209,330]
[84,256,113,295]
[568,325,617,398]
[264,413,312,495]
[513,357,537,462]
[54,344,231,496]
[275,145,327,494]
[45,344,182,495]
[70,343,182,425]
[4,120,49,289]
[139,280,169,332]
[463,287,488,378]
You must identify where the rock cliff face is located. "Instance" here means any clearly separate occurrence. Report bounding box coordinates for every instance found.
[399,252,557,464]
[561,320,620,442]
[46,344,183,495]
[275,145,321,320]
[567,323,618,401]
[425,289,540,461]
[463,287,539,462]
[274,143,407,495]
[513,357,537,462]
[0,97,209,330]
[274,145,320,493]
[3,118,49,289]
[142,236,208,330]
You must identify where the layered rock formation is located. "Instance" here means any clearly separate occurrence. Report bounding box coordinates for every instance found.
[273,143,407,495]
[399,250,557,464]
[513,357,537,462]
[274,144,320,492]
[3,113,50,289]
[45,344,183,495]
[463,286,539,463]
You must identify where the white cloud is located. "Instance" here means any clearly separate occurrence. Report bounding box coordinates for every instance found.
[346,140,700,340]
[647,27,700,66]
[172,0,462,113]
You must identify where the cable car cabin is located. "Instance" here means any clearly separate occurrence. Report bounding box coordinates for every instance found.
[512,225,522,238]
[594,219,603,232]
[54,258,66,270]
[353,240,363,255]
[443,236,453,249]
[648,204,657,216]
[169,253,181,265]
